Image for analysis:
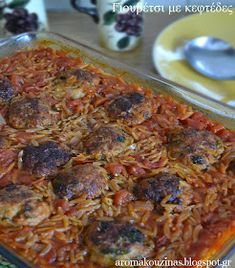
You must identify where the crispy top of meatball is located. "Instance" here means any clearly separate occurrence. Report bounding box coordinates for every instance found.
[60,69,94,82]
[8,96,58,129]
[52,163,108,199]
[107,92,152,126]
[0,79,15,105]
[168,128,224,171]
[86,220,154,266]
[71,69,94,82]
[228,161,235,175]
[81,124,133,159]
[134,173,181,204]
[0,184,50,226]
[22,141,71,177]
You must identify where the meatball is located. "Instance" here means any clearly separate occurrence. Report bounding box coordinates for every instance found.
[52,163,108,199]
[22,141,71,177]
[0,184,50,226]
[0,79,15,105]
[71,69,94,82]
[81,124,132,159]
[134,173,181,204]
[86,221,154,266]
[228,161,235,175]
[107,92,152,126]
[168,128,224,171]
[8,96,57,129]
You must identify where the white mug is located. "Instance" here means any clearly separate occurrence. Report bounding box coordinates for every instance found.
[71,0,144,51]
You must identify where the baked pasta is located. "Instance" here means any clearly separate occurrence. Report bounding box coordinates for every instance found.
[0,46,234,268]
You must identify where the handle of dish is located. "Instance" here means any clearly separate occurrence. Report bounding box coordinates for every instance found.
[70,0,99,23]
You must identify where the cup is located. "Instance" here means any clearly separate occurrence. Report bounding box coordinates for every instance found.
[71,0,144,52]
[0,0,48,38]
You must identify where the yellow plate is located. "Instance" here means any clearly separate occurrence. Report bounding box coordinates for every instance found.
[152,11,235,107]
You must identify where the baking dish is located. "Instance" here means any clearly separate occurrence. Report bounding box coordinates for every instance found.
[0,32,234,268]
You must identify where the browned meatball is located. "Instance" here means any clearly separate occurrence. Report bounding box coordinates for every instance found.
[52,163,108,199]
[86,221,154,266]
[228,161,235,175]
[22,141,71,177]
[71,69,94,82]
[0,184,50,226]
[0,79,15,105]
[8,96,57,129]
[107,92,152,126]
[134,173,181,204]
[59,69,95,83]
[81,124,133,159]
[168,128,224,171]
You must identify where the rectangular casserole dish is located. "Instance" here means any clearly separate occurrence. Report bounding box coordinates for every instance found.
[0,32,234,268]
